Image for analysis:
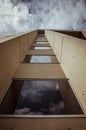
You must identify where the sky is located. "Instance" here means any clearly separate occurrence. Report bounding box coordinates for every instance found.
[0,0,86,36]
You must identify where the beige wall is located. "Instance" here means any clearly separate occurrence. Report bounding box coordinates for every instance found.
[45,30,86,114]
[0,30,38,103]
[19,31,38,62]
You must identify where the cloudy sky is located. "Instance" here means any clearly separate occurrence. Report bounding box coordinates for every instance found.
[0,0,86,36]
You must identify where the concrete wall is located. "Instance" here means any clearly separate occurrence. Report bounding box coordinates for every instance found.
[45,30,86,114]
[0,30,38,103]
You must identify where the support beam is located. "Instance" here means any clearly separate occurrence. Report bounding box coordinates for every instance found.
[32,43,50,47]
[13,63,67,80]
[27,50,55,56]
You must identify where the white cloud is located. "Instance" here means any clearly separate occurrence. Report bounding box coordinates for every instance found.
[0,0,36,36]
[0,0,86,36]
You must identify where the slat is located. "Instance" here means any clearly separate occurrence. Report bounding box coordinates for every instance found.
[32,43,50,47]
[37,36,47,39]
[38,34,45,37]
[35,40,48,42]
[0,117,86,130]
[35,37,48,42]
[13,63,67,80]
[35,41,49,43]
[27,50,55,56]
